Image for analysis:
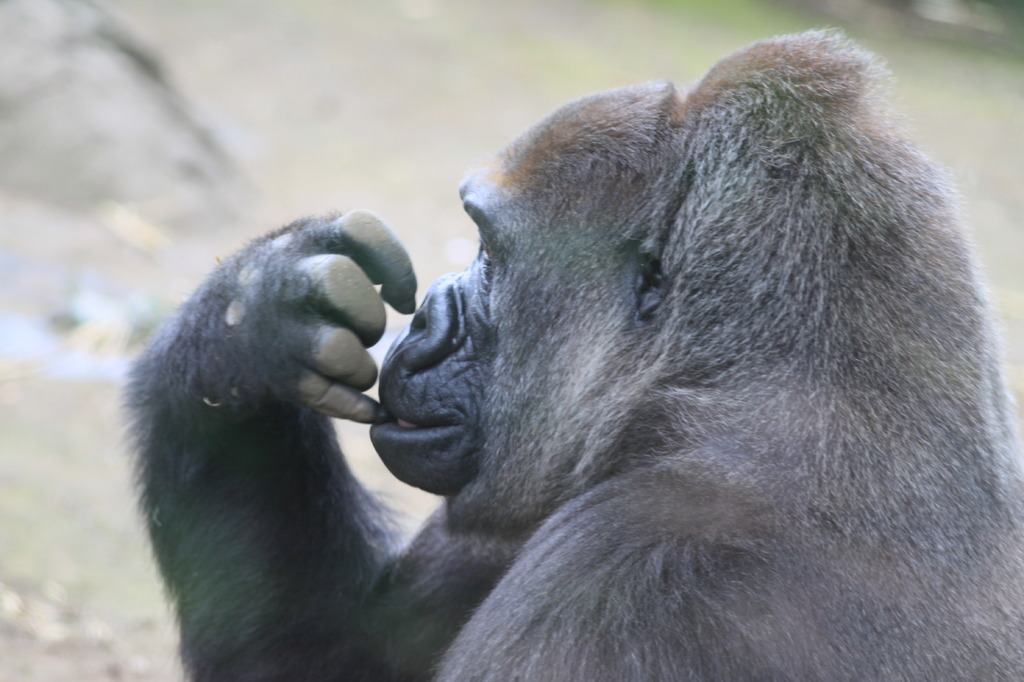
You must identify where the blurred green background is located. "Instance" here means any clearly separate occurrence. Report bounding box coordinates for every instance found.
[0,0,1021,679]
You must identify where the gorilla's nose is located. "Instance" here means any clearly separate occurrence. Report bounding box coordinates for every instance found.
[400,274,464,372]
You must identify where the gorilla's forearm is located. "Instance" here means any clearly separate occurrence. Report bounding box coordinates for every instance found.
[126,212,510,680]
[129,308,402,680]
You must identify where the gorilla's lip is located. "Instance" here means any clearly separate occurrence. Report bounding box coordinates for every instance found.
[372,421,460,439]
[369,420,477,496]
[396,418,419,429]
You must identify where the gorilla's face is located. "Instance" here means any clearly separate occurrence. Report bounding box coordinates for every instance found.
[372,82,686,530]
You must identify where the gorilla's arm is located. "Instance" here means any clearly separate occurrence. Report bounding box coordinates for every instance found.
[128,213,507,681]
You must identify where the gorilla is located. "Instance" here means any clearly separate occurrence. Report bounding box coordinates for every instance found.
[128,31,1024,681]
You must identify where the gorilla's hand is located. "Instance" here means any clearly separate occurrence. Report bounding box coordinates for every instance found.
[196,210,416,423]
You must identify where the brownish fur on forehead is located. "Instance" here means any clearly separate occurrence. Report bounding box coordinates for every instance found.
[497,81,681,194]
[483,31,878,200]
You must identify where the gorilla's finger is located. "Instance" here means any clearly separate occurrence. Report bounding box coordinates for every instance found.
[312,327,378,391]
[297,371,382,423]
[298,254,387,346]
[332,210,418,315]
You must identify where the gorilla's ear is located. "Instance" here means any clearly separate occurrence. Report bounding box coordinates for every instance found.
[677,30,883,143]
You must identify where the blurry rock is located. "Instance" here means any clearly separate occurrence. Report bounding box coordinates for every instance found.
[0,0,247,229]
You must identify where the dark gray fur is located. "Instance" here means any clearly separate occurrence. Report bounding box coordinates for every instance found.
[128,31,1024,681]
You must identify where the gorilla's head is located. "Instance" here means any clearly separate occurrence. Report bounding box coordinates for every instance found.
[371,81,686,532]
[372,31,989,537]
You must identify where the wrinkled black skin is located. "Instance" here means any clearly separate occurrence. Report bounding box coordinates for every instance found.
[371,266,492,497]
[129,31,1024,682]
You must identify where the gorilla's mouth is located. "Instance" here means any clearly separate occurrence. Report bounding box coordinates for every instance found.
[376,403,453,431]
[370,268,486,497]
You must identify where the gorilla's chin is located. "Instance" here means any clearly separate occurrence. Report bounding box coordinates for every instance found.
[370,421,478,496]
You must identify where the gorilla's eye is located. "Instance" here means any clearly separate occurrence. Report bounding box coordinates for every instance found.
[637,249,663,321]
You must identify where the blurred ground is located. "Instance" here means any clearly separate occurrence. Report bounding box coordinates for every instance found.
[0,0,1021,679]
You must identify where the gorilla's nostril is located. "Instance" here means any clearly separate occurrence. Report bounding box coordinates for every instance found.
[401,275,463,372]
